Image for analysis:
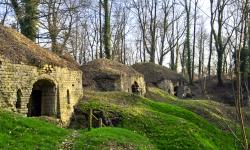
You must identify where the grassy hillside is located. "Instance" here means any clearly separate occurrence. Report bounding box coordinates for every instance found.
[0,110,70,150]
[0,89,249,149]
[75,90,243,149]
[73,128,155,150]
[146,87,250,127]
[0,110,154,150]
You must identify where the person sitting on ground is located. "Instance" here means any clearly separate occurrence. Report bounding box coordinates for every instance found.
[131,81,140,95]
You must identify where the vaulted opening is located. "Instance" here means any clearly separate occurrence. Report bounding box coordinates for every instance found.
[28,79,57,117]
[174,86,179,96]
[67,89,70,104]
[16,89,22,109]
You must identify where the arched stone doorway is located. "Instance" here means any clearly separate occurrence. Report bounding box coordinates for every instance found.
[28,79,57,117]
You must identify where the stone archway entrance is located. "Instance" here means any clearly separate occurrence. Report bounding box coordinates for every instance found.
[28,79,57,117]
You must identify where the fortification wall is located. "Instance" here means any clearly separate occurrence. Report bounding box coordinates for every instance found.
[0,57,82,124]
[120,74,146,95]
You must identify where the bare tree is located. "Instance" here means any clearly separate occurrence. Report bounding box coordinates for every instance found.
[111,1,129,63]
[131,0,148,62]
[211,0,238,86]
[197,24,207,79]
[39,0,88,54]
[0,0,12,25]
[207,0,215,79]
[158,0,172,65]
[235,0,249,148]
[132,0,158,63]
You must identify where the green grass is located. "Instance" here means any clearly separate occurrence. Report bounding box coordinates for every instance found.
[76,91,238,149]
[73,127,155,150]
[146,87,244,128]
[0,110,70,150]
[0,88,249,149]
[146,87,177,101]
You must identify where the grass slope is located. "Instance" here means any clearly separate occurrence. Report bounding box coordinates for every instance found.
[0,110,70,150]
[146,87,250,128]
[73,128,155,150]
[0,89,248,149]
[0,110,155,150]
[76,91,237,149]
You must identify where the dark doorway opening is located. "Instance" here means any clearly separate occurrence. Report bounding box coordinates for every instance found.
[29,90,42,116]
[174,86,179,96]
[16,89,22,109]
[28,79,56,117]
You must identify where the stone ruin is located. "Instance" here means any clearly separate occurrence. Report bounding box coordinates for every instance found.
[0,25,83,124]
[132,63,192,98]
[176,86,193,98]
[0,24,194,128]
[81,59,146,95]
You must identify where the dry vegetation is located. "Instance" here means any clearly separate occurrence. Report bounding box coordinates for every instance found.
[81,59,143,87]
[132,62,186,84]
[0,25,79,69]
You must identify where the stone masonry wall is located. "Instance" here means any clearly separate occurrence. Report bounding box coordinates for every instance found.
[120,74,146,95]
[0,57,82,125]
[157,79,174,95]
[91,73,146,95]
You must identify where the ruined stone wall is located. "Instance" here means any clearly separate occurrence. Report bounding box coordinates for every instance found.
[93,74,120,91]
[90,73,146,95]
[120,74,146,95]
[0,57,82,124]
[157,80,174,95]
[55,67,83,124]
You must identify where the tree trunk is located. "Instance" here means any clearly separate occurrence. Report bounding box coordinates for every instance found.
[170,22,175,69]
[159,54,164,66]
[149,0,157,63]
[99,0,103,58]
[208,31,213,78]
[208,0,215,79]
[198,31,202,79]
[103,0,111,59]
[184,0,192,84]
[11,0,39,41]
[175,42,179,71]
[192,0,198,81]
[217,50,223,86]
[174,20,180,71]
[236,1,249,148]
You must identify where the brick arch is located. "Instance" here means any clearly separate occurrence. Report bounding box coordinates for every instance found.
[31,74,58,88]
[28,74,59,117]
